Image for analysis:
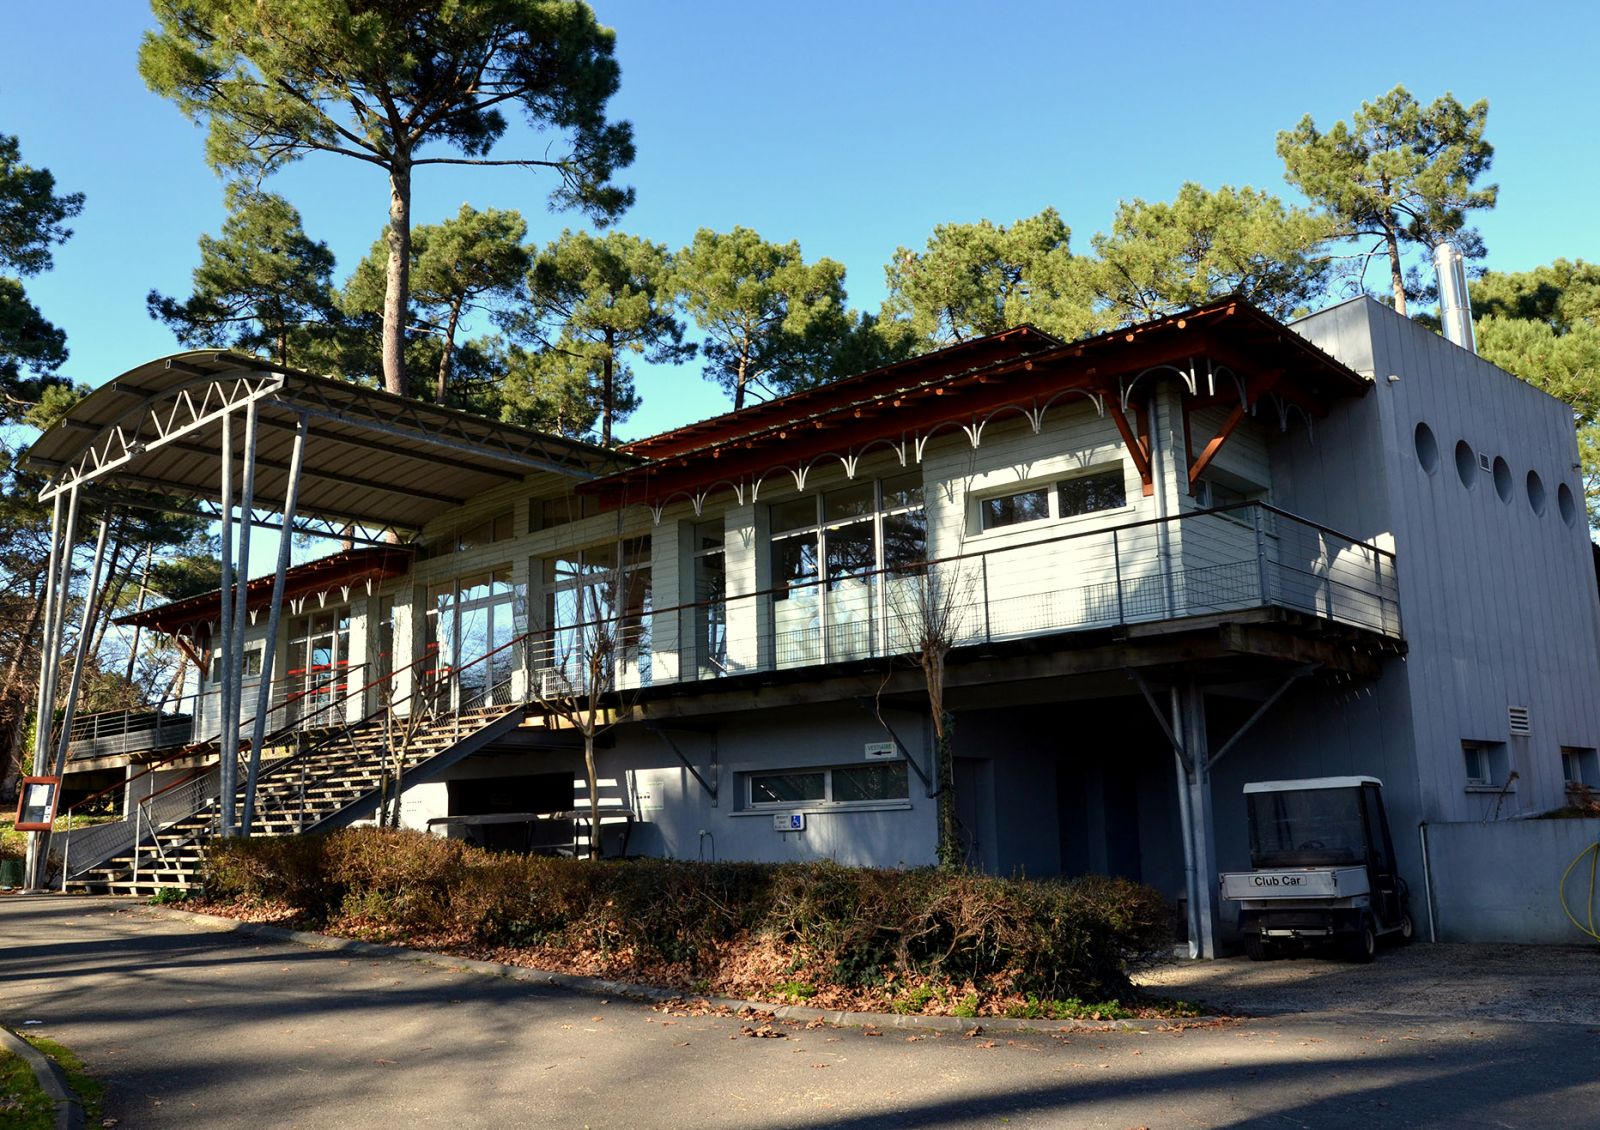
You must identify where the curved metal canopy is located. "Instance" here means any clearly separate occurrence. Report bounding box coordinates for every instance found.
[25,351,633,536]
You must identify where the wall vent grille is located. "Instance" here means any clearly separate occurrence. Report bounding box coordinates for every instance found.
[1508,706,1532,736]
[1477,452,1492,472]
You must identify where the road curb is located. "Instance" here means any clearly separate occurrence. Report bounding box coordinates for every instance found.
[0,1024,86,1130]
[144,903,1215,1034]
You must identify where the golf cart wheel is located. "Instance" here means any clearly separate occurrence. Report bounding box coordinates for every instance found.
[1245,933,1272,961]
[1395,907,1415,946]
[1343,917,1377,964]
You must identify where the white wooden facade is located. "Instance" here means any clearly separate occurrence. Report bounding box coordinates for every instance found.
[63,299,1600,949]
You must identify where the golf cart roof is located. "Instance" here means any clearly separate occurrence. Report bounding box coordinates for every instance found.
[1243,776,1383,794]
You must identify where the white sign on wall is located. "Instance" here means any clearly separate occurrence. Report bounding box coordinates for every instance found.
[864,741,898,760]
[772,812,805,832]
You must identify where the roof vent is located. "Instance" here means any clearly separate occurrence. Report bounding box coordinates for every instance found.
[1508,706,1532,736]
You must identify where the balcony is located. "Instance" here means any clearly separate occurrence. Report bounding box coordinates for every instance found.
[530,503,1401,698]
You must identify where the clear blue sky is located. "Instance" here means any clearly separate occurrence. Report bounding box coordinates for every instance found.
[3,0,1599,443]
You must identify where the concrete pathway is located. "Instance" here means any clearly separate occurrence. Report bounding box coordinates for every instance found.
[3,893,1599,1128]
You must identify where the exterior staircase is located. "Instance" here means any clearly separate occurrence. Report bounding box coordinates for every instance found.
[66,702,524,896]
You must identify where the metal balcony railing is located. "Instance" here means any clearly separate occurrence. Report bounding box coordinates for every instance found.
[527,502,1400,696]
[64,665,364,762]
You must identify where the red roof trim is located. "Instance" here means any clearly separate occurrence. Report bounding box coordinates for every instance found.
[118,546,415,635]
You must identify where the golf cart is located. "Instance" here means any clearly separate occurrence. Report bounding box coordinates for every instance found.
[1220,776,1414,962]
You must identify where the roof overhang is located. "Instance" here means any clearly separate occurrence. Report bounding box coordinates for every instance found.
[24,351,638,537]
[117,545,415,637]
[585,299,1369,510]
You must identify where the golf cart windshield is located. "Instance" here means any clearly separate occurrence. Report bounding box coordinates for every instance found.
[1248,786,1367,868]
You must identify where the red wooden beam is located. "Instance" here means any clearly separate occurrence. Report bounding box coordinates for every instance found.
[1106,399,1154,497]
[1188,401,1247,485]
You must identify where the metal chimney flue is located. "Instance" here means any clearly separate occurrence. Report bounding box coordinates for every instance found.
[1434,241,1476,354]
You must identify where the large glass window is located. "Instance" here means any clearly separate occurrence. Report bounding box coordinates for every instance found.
[768,474,925,666]
[285,607,350,725]
[427,568,521,705]
[541,537,652,692]
[692,522,727,676]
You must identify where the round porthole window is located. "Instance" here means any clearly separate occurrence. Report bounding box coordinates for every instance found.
[1492,457,1513,503]
[1527,470,1546,516]
[1454,440,1477,489]
[1414,422,1439,474]
[1558,482,1578,527]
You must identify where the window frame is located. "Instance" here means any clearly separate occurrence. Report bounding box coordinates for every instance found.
[1561,746,1600,789]
[769,474,927,601]
[973,462,1130,534]
[745,761,912,810]
[1462,739,1512,791]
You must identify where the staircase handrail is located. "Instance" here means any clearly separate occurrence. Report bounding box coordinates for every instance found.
[59,662,370,821]
[58,764,217,885]
[64,632,538,888]
[259,624,538,794]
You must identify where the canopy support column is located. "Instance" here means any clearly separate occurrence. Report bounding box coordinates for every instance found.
[218,413,237,836]
[244,414,308,835]
[1131,671,1218,960]
[1176,680,1218,959]
[51,516,112,778]
[24,490,71,889]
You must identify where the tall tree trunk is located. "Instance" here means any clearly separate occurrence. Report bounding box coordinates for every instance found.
[601,328,615,447]
[0,583,46,708]
[583,730,601,859]
[124,544,154,684]
[1386,223,1406,316]
[383,162,413,397]
[436,300,463,404]
[734,353,748,411]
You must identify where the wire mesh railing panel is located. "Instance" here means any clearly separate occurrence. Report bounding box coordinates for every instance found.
[530,503,1402,695]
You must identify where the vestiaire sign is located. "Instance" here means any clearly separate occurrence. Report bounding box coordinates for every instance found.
[863,742,897,760]
[14,776,61,831]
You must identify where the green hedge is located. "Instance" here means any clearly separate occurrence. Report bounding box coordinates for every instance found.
[203,828,1173,1004]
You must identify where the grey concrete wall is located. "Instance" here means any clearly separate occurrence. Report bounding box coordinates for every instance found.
[1424,818,1600,943]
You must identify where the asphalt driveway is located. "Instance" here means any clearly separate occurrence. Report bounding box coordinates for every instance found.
[4,893,1599,1128]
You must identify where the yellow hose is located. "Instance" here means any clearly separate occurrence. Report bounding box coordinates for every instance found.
[1558,838,1600,942]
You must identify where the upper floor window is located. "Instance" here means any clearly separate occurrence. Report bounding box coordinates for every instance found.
[771,474,926,600]
[541,536,652,689]
[977,463,1126,532]
[1058,469,1126,517]
[533,494,601,532]
[421,510,514,559]
[692,522,727,675]
[458,511,514,550]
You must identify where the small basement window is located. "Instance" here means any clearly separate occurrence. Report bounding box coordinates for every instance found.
[1462,739,1511,789]
[1562,747,1599,789]
[747,762,910,808]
